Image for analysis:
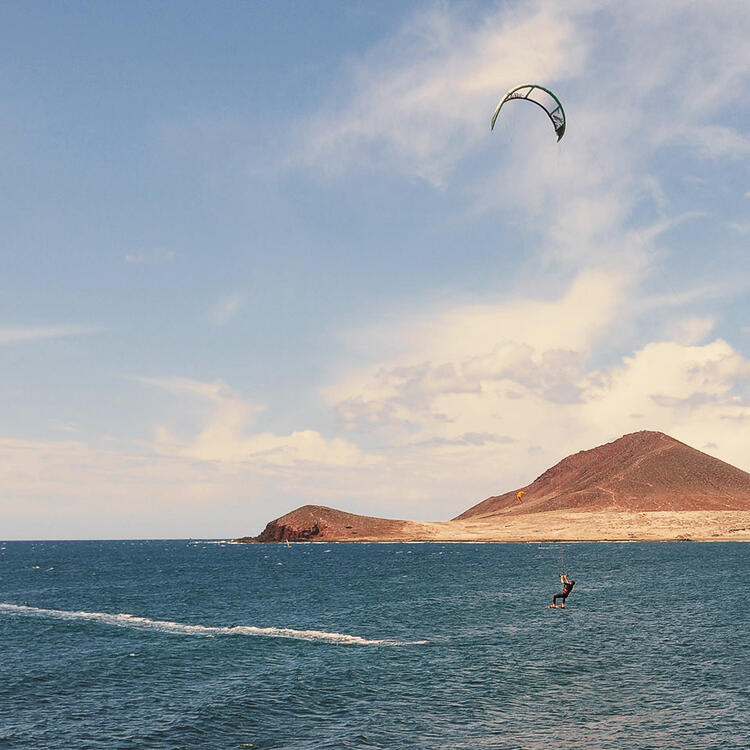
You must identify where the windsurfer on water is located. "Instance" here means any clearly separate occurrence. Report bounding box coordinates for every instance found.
[551,574,575,608]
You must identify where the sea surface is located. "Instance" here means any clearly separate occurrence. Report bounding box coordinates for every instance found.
[1,540,747,749]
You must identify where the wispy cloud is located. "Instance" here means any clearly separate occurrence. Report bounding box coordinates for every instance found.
[49,420,81,433]
[298,2,750,175]
[0,325,103,344]
[210,293,245,326]
[665,316,715,346]
[327,269,628,438]
[0,436,278,538]
[296,3,586,186]
[138,376,370,468]
[639,279,750,311]
[296,1,749,276]
[677,125,750,161]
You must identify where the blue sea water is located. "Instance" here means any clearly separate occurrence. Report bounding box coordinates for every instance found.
[1,540,747,749]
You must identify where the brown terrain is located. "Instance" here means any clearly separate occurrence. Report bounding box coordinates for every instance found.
[237,431,750,543]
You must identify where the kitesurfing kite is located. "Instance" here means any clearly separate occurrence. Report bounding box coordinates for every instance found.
[517,491,526,504]
[491,84,566,141]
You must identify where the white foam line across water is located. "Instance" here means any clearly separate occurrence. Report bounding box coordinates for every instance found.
[0,603,425,646]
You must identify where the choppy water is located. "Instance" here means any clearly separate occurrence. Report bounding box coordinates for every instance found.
[1,540,747,748]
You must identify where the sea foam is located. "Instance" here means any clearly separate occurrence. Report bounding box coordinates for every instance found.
[0,603,425,646]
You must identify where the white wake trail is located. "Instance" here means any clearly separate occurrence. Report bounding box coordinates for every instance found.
[0,603,425,646]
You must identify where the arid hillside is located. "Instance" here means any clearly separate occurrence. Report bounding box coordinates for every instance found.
[239,431,750,543]
[456,431,750,519]
[240,504,415,544]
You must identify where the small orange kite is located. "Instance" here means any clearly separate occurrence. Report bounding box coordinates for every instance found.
[517,490,526,503]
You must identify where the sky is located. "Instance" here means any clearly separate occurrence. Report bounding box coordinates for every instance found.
[1,0,748,540]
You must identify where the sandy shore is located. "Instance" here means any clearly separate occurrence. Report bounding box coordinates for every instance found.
[336,511,750,543]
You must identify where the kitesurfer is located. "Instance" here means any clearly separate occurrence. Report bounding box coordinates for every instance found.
[552,574,575,608]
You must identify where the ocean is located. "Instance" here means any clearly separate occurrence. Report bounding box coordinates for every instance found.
[1,540,747,749]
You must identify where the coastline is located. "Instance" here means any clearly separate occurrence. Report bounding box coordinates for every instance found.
[239,510,750,544]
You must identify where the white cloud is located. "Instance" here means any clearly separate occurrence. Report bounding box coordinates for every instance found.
[296,1,749,278]
[581,339,750,468]
[4,317,748,536]
[665,316,715,346]
[297,1,735,301]
[210,293,245,326]
[6,320,747,535]
[299,3,587,185]
[140,376,369,468]
[325,271,624,469]
[0,376,378,538]
[49,420,81,433]
[328,268,628,420]
[0,436,280,539]
[676,126,750,161]
[299,2,750,173]
[583,340,749,419]
[639,281,742,311]
[0,325,103,344]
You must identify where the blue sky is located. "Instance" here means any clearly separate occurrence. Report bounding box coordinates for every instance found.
[2,0,748,539]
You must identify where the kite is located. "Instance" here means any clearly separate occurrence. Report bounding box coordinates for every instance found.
[491,84,566,141]
[517,491,526,503]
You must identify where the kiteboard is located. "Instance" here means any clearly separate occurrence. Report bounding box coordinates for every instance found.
[546,604,566,609]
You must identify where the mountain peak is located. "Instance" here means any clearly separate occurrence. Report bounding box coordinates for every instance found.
[455,431,750,519]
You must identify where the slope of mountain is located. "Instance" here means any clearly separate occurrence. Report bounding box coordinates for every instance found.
[455,431,750,519]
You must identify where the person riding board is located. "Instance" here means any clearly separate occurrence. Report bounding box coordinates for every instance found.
[551,574,575,608]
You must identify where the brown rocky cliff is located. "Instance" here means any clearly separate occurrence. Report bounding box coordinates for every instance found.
[244,504,412,543]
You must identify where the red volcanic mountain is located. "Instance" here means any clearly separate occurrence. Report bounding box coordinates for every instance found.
[244,431,750,542]
[455,430,750,519]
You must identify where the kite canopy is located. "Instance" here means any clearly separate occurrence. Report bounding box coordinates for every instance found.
[491,84,566,141]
